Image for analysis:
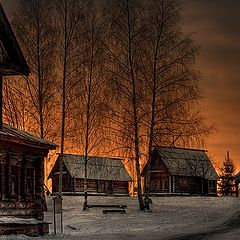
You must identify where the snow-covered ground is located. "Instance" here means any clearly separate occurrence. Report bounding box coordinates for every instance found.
[0,195,240,239]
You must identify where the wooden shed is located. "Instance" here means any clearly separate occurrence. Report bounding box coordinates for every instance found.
[142,147,218,196]
[49,154,132,195]
[0,124,56,235]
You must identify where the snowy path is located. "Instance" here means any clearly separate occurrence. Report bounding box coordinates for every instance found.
[170,210,240,240]
[0,195,239,239]
[44,195,240,239]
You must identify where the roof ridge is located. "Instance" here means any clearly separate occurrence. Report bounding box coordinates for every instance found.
[2,124,57,148]
[154,146,207,152]
[58,153,122,160]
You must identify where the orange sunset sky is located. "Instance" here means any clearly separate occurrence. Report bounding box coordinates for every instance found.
[183,0,240,171]
[1,0,240,171]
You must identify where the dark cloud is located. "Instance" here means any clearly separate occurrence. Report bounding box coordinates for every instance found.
[183,0,240,168]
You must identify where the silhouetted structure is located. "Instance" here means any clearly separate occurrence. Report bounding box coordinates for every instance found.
[142,147,218,196]
[49,154,132,195]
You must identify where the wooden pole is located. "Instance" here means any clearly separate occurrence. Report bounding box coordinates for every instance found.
[60,210,63,233]
[0,74,2,129]
[236,180,239,197]
[53,198,56,234]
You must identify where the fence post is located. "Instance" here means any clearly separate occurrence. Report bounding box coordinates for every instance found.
[53,195,63,234]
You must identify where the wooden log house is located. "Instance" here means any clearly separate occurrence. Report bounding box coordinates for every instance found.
[142,147,218,196]
[0,125,56,234]
[0,3,57,235]
[49,154,132,195]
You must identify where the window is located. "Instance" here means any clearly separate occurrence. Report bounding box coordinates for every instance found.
[208,180,216,193]
[26,168,33,195]
[150,173,169,192]
[179,177,187,188]
[10,166,18,197]
[2,163,9,200]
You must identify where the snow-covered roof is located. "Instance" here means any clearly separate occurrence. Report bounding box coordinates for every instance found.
[155,147,218,180]
[60,154,132,182]
[0,124,57,149]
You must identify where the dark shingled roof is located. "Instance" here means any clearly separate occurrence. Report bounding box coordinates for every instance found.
[0,3,30,76]
[0,124,57,149]
[58,154,132,182]
[153,147,218,180]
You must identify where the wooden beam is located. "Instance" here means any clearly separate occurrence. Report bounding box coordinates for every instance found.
[102,209,126,214]
[87,204,127,209]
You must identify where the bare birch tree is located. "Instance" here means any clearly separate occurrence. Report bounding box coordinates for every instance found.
[103,0,148,210]
[2,78,29,129]
[8,0,58,140]
[140,0,214,209]
[54,0,88,197]
[68,2,108,210]
[104,0,213,210]
[6,0,215,212]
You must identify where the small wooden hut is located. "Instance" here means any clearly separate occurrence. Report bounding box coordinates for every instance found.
[49,154,132,195]
[142,147,218,196]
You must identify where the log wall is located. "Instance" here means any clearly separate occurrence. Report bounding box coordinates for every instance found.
[0,144,46,221]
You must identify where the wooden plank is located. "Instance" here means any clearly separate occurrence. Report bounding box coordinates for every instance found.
[87,204,127,209]
[102,209,126,214]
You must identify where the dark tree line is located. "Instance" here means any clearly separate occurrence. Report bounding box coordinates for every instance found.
[2,0,213,210]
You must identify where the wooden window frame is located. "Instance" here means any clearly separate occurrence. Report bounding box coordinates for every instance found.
[9,165,19,200]
[25,168,34,198]
[23,156,36,201]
